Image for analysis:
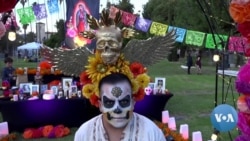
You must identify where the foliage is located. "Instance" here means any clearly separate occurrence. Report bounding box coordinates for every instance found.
[43,19,65,48]
[26,32,36,43]
[115,0,134,13]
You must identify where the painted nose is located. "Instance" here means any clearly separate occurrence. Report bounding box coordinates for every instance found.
[114,107,122,114]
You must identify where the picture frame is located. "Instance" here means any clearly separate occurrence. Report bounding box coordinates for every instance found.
[62,77,73,90]
[40,84,48,94]
[19,82,32,94]
[31,85,39,95]
[71,85,78,94]
[148,82,155,95]
[50,85,58,95]
[153,77,166,94]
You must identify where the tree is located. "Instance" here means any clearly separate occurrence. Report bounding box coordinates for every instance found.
[26,32,36,43]
[115,0,134,13]
[43,19,65,48]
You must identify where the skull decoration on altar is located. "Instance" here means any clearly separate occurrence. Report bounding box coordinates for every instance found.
[96,25,123,65]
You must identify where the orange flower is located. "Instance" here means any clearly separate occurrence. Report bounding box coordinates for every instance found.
[80,71,92,85]
[28,69,37,75]
[133,88,145,101]
[42,125,54,137]
[15,68,24,75]
[52,125,65,138]
[90,94,99,107]
[130,62,146,77]
[63,127,70,136]
[229,3,250,23]
[54,70,62,75]
[39,61,52,70]
[23,129,34,139]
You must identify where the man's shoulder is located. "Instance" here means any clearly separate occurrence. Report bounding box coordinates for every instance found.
[74,115,101,140]
[135,113,160,129]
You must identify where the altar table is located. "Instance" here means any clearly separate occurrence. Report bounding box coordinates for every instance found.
[0,94,173,132]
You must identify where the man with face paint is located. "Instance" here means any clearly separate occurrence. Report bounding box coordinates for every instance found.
[74,73,166,141]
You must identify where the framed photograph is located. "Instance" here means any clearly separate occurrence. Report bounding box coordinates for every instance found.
[19,83,32,94]
[31,85,39,94]
[154,77,166,94]
[71,85,78,94]
[148,83,155,95]
[50,85,58,95]
[62,77,73,90]
[40,84,48,94]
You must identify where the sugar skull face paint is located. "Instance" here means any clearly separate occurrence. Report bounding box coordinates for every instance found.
[99,81,134,128]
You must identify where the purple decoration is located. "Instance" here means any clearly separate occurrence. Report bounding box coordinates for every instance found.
[237,112,250,135]
[32,3,47,20]
[246,96,250,110]
[235,134,250,141]
[134,17,152,32]
[235,62,250,94]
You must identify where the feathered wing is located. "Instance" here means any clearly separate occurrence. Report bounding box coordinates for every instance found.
[40,45,92,76]
[123,30,176,67]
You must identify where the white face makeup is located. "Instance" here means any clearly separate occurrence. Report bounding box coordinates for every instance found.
[99,81,134,128]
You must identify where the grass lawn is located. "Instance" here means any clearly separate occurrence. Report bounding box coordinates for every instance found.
[0,57,240,141]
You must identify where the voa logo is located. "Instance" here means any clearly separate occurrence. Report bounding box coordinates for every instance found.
[210,104,238,132]
[214,113,235,122]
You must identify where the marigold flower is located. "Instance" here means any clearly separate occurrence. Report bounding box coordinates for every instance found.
[82,84,95,98]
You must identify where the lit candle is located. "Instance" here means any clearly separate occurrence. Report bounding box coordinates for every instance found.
[162,110,169,124]
[168,117,176,130]
[37,67,40,72]
[180,124,189,139]
[192,131,202,141]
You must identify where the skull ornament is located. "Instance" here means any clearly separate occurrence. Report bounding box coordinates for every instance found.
[144,86,152,95]
[96,25,123,65]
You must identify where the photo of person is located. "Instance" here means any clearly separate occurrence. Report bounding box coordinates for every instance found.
[71,86,78,94]
[40,84,48,94]
[50,86,58,95]
[148,83,155,95]
[62,78,73,90]
[19,83,32,94]
[154,78,166,94]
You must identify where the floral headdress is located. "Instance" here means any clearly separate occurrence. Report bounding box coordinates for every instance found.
[80,9,150,107]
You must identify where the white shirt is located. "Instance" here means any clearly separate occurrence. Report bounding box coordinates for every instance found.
[74,113,166,141]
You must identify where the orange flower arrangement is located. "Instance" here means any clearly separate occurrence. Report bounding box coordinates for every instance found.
[23,125,70,139]
[155,121,188,141]
[15,68,62,75]
[39,61,52,70]
[229,2,250,24]
[80,53,151,107]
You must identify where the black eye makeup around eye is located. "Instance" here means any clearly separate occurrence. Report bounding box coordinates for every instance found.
[119,95,131,107]
[103,96,115,108]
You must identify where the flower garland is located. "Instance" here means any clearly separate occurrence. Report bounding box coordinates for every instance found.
[235,60,250,141]
[15,68,62,75]
[155,121,188,141]
[80,52,150,107]
[22,124,70,139]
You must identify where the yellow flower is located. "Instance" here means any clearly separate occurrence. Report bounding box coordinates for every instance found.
[85,54,111,83]
[131,79,139,94]
[82,84,95,98]
[136,74,150,88]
